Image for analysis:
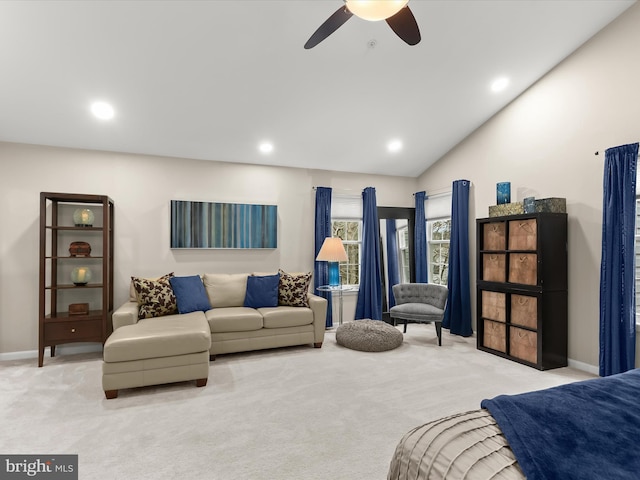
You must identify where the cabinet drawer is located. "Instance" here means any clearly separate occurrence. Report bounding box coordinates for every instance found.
[481,291,506,322]
[483,320,506,353]
[483,254,506,282]
[511,294,537,329]
[508,253,537,285]
[510,327,537,363]
[483,222,505,250]
[508,219,537,250]
[45,319,102,342]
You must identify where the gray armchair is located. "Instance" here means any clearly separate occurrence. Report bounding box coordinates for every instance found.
[390,283,449,346]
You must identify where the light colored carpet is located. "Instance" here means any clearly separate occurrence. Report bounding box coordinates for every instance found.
[0,325,594,479]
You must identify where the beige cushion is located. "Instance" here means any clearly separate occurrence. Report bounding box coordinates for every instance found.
[203,273,248,307]
[260,306,313,329]
[103,311,210,363]
[206,307,263,333]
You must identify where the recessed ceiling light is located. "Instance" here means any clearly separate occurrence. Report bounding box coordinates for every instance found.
[387,139,403,153]
[90,101,114,120]
[491,77,509,93]
[258,142,274,154]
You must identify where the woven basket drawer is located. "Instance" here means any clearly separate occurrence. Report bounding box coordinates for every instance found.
[511,294,537,329]
[481,291,506,322]
[508,219,537,250]
[483,320,506,353]
[482,254,506,282]
[483,222,506,250]
[510,327,537,363]
[508,253,537,285]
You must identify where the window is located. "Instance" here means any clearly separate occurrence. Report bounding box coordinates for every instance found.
[428,218,451,285]
[332,220,361,286]
[424,192,452,286]
[397,223,411,283]
[331,194,362,287]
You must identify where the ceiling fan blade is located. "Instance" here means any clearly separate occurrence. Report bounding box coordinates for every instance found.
[304,6,353,49]
[386,6,421,46]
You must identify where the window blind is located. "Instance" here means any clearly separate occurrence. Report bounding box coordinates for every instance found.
[425,193,452,220]
[332,194,362,219]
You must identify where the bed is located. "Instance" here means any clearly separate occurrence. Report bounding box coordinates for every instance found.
[388,368,640,480]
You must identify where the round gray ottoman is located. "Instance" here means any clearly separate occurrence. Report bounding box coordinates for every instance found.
[336,320,403,352]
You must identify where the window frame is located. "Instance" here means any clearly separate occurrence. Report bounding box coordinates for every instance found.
[331,218,362,288]
[427,217,451,286]
[396,222,411,283]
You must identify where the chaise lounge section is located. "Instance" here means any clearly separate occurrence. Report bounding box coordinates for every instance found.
[102,311,211,399]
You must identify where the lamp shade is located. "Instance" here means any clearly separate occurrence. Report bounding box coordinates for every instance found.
[316,237,348,262]
[345,0,409,21]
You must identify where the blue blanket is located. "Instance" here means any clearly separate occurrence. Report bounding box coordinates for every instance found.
[481,369,640,480]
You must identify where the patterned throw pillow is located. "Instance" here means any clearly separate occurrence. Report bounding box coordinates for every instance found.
[132,273,178,319]
[278,269,312,307]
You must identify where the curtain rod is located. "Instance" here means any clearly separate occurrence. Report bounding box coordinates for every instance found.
[312,186,356,190]
[413,183,467,197]
[594,150,640,156]
[412,190,451,197]
[426,191,453,199]
[312,186,359,196]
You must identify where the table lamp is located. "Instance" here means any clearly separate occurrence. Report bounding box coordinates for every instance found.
[316,237,348,286]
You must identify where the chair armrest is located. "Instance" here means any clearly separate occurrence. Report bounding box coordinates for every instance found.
[112,301,139,330]
[308,293,328,344]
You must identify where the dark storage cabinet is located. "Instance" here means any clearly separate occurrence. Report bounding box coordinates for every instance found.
[38,192,114,366]
[476,213,567,370]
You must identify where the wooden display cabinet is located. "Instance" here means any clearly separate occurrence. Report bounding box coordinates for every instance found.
[38,192,114,367]
[476,213,567,370]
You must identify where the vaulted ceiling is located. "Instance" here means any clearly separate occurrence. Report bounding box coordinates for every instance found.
[0,1,635,177]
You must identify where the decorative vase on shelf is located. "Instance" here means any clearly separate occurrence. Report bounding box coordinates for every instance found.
[496,182,511,205]
[523,196,536,213]
[73,208,94,227]
[71,266,92,286]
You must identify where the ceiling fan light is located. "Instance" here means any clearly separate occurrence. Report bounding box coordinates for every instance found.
[345,0,409,22]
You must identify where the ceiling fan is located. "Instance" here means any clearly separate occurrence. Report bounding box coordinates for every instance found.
[304,0,421,49]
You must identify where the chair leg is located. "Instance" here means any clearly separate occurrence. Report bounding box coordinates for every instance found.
[403,321,407,333]
[435,322,442,346]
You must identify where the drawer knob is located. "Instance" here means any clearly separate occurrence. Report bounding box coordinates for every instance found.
[71,328,76,333]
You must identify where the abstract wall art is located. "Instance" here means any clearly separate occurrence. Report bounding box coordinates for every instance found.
[170,200,277,249]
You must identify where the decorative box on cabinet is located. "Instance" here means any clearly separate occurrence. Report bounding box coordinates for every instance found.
[38,192,114,367]
[476,213,567,370]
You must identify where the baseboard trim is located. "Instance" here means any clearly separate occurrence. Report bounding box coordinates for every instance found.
[0,344,103,362]
[567,358,599,375]
[1,344,600,375]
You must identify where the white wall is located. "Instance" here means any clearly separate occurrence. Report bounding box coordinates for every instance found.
[0,142,417,354]
[417,4,640,370]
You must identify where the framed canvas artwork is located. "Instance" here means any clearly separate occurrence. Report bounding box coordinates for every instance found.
[170,200,277,249]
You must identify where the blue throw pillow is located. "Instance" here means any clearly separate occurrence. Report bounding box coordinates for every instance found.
[169,275,212,314]
[244,274,280,308]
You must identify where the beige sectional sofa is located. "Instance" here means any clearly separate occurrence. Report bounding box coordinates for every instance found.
[112,272,328,357]
[103,272,327,398]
